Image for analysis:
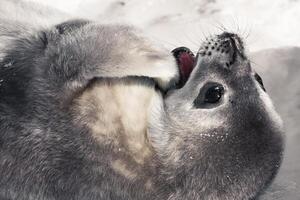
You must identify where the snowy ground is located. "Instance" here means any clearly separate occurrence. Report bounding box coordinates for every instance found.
[26,0,300,52]
[22,0,300,199]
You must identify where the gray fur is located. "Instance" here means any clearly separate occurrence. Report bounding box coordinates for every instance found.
[0,2,283,200]
[149,33,284,200]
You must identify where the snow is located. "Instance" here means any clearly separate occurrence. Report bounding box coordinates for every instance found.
[26,0,300,52]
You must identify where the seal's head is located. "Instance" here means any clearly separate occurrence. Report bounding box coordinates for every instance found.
[149,32,284,199]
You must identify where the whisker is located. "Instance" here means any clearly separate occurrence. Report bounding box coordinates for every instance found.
[244,21,253,40]
[146,34,179,49]
[249,59,264,69]
[211,20,227,33]
[182,31,201,50]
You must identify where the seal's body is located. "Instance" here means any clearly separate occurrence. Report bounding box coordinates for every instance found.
[0,18,177,200]
[0,1,283,200]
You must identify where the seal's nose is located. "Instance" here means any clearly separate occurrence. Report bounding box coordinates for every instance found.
[218,32,236,40]
[198,32,246,68]
[219,32,245,59]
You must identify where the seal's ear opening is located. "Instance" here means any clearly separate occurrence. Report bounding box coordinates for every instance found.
[254,72,266,92]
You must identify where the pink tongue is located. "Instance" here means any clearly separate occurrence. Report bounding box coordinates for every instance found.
[178,52,196,82]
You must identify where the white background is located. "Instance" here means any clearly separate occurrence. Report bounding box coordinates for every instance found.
[26,0,300,52]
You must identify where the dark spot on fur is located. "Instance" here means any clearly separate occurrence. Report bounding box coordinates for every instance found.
[40,31,48,47]
[56,19,90,34]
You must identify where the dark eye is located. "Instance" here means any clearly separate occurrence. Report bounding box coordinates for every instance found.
[193,82,225,109]
[204,85,224,103]
[254,73,266,91]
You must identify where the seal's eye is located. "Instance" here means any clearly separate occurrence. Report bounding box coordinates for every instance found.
[254,73,266,92]
[193,82,225,109]
[204,85,224,103]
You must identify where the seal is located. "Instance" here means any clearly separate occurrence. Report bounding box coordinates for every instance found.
[149,32,284,199]
[0,18,179,200]
[0,3,284,199]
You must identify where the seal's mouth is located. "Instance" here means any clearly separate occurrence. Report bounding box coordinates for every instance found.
[171,33,247,90]
[172,47,196,89]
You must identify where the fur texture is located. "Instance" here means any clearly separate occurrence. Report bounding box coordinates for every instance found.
[0,1,283,200]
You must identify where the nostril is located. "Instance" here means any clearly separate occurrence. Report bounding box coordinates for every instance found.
[218,32,236,40]
[197,33,246,69]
